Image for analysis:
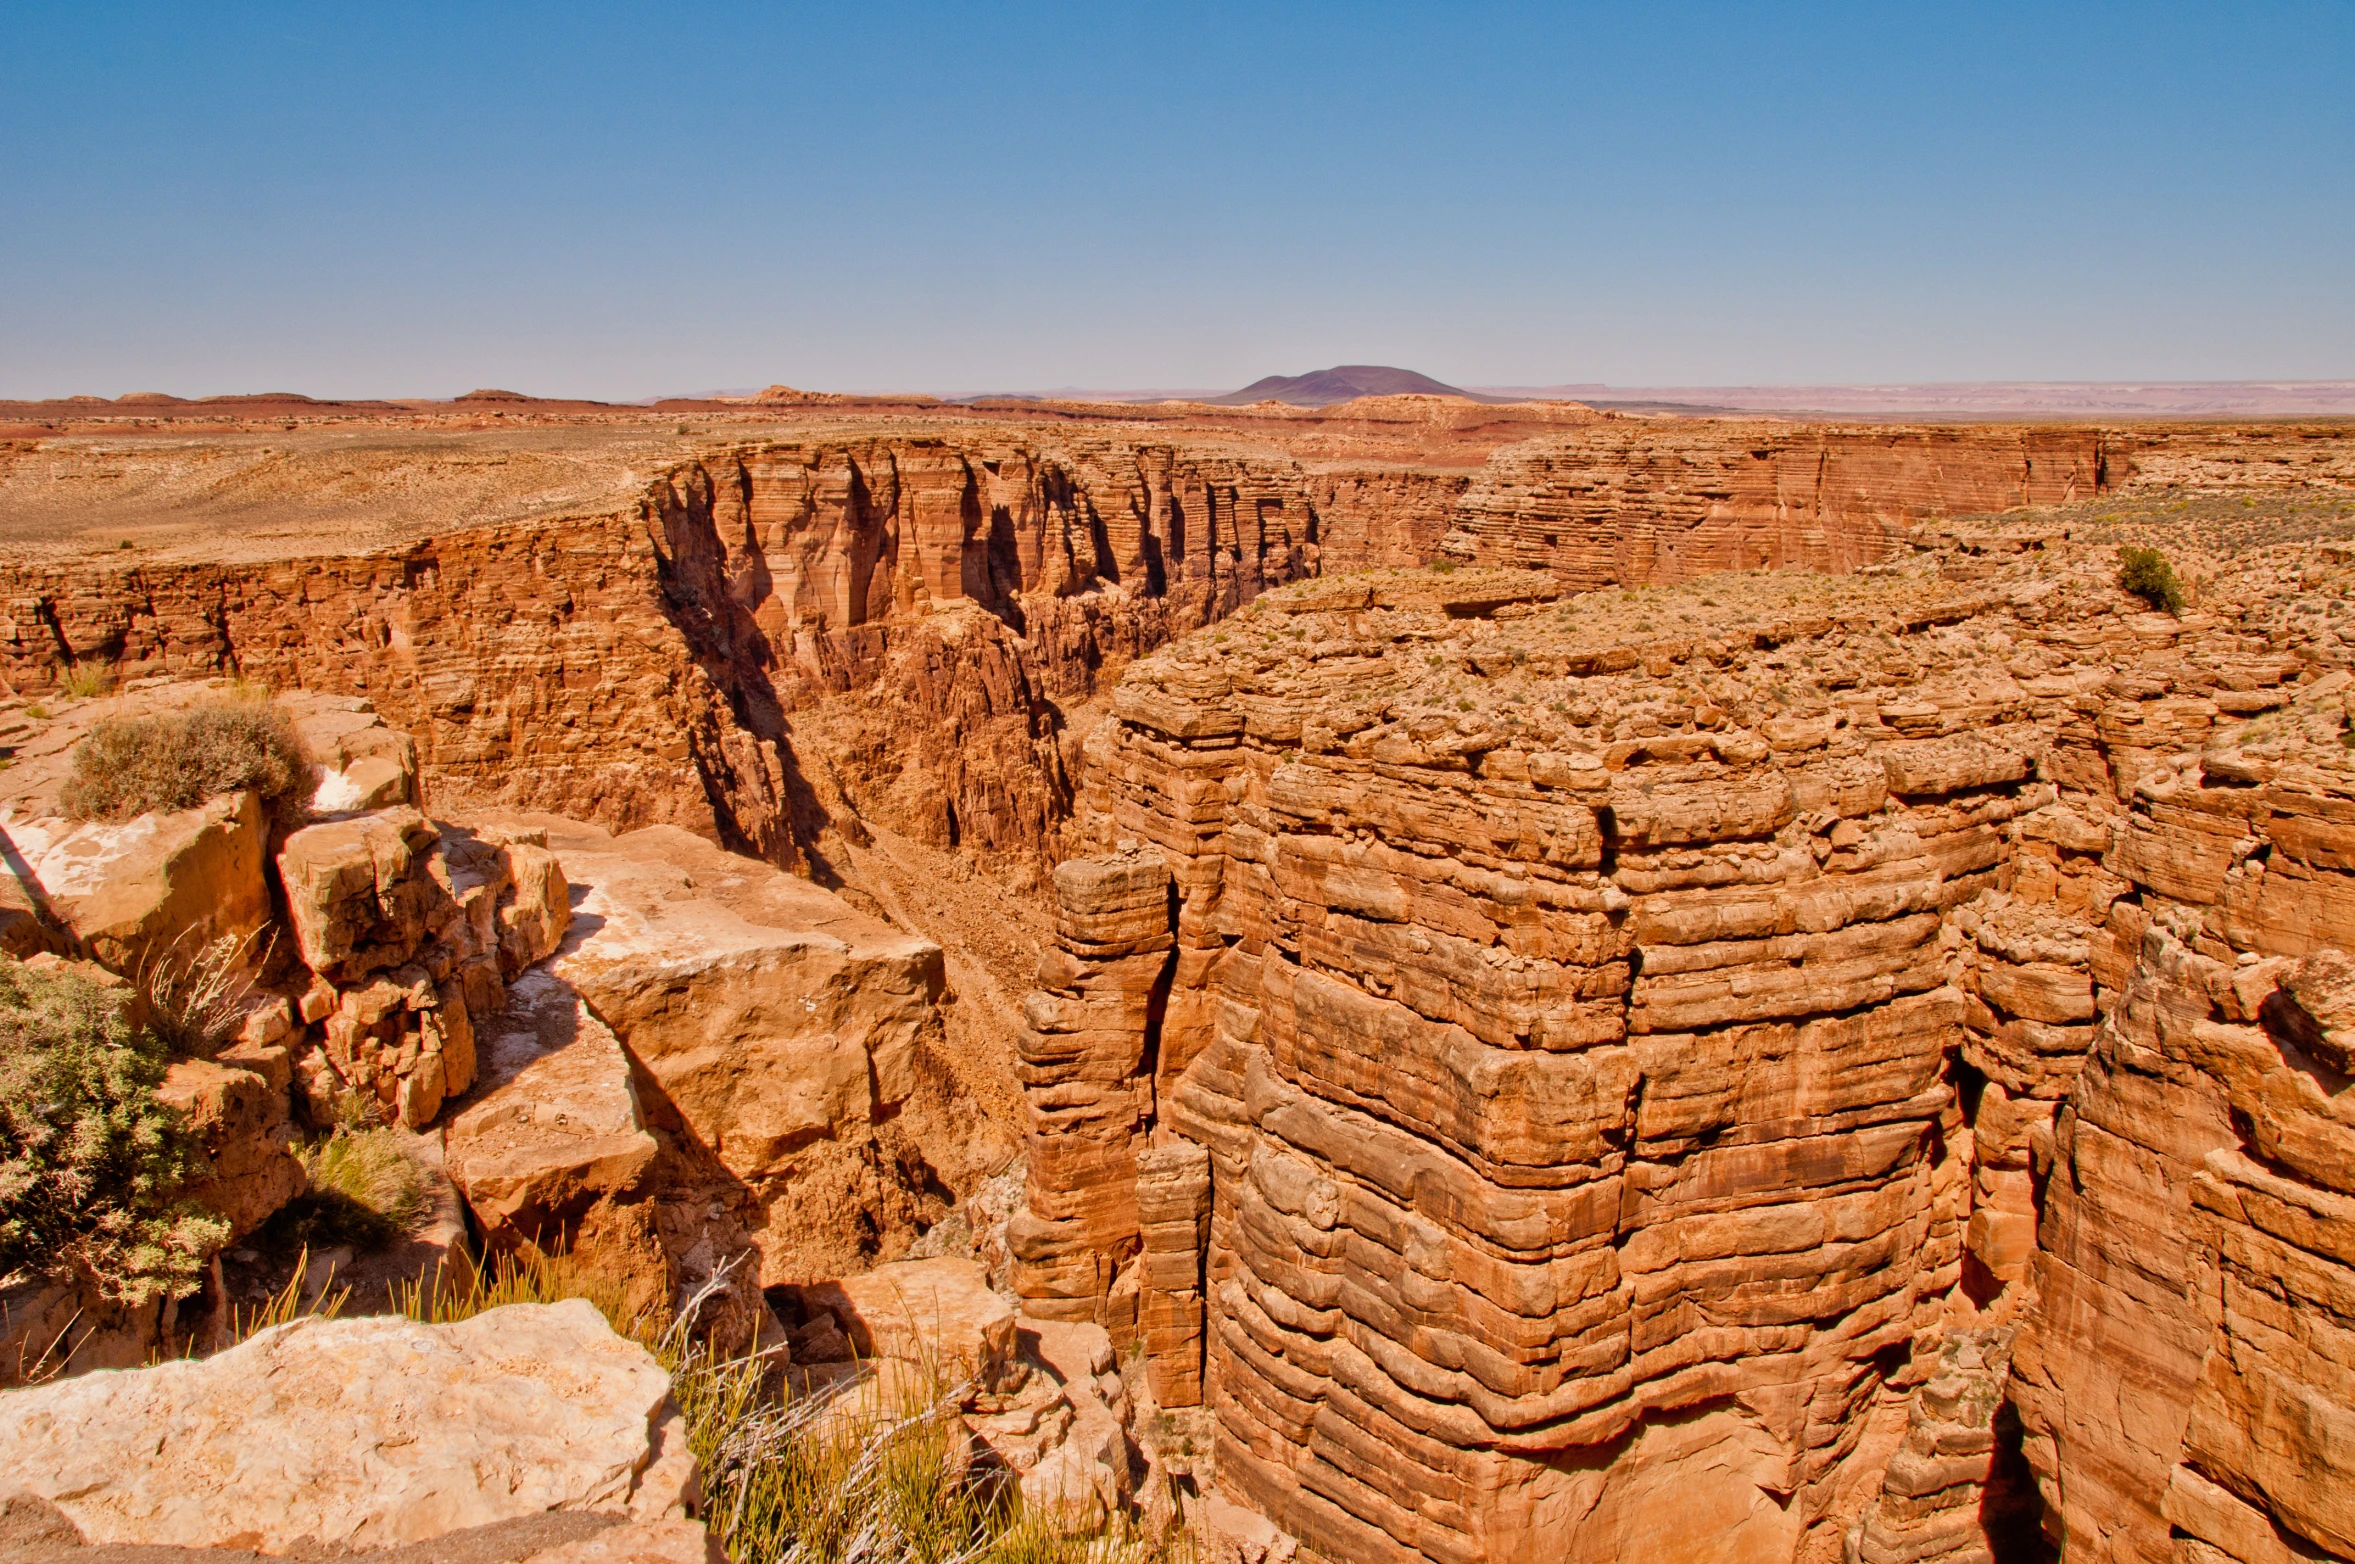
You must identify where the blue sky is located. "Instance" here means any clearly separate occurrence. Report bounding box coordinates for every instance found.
[3,2,2349,398]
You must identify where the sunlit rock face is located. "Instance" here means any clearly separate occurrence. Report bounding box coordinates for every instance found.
[1011,540,2355,1563]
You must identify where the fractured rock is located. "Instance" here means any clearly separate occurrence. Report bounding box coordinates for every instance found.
[281,809,568,1127]
[443,967,659,1257]
[3,789,271,970]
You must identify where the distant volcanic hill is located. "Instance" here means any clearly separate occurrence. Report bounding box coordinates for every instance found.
[1204,364,1495,406]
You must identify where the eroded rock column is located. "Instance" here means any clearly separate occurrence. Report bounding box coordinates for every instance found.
[1007,848,1174,1339]
[1136,1138,1212,1406]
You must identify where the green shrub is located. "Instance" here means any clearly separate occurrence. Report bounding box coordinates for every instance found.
[0,958,227,1304]
[60,693,315,834]
[2117,546,2186,613]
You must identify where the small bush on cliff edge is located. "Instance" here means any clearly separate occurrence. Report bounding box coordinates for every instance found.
[0,957,227,1304]
[2117,546,2186,614]
[60,692,316,835]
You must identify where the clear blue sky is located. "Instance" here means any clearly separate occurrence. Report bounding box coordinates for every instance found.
[3,2,2350,399]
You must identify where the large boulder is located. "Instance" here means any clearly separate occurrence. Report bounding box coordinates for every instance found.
[0,1300,700,1554]
[456,813,950,1280]
[537,820,944,1176]
[2,1503,716,1563]
[282,691,419,815]
[792,1256,1018,1391]
[3,789,271,970]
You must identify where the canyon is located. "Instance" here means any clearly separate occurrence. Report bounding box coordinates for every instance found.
[2,389,2354,1562]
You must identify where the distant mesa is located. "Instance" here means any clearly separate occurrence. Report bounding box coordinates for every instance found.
[1205,365,1480,407]
[114,392,181,405]
[455,388,533,403]
[749,384,845,404]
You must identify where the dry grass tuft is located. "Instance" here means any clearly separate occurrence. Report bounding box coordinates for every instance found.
[139,928,269,1059]
[59,662,115,701]
[381,1251,1180,1563]
[262,1126,432,1254]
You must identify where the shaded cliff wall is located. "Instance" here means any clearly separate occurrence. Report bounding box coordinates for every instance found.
[1016,544,2355,1564]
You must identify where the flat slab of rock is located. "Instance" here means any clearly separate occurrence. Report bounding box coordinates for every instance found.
[1,789,271,968]
[0,1300,675,1554]
[2,1500,716,1564]
[444,967,659,1246]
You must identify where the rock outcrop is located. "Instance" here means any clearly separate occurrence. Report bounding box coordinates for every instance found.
[0,420,2181,879]
[439,814,977,1351]
[4,401,2353,1556]
[2009,684,2355,1564]
[0,1299,707,1557]
[1008,542,2355,1562]
[789,1254,1020,1391]
[279,809,569,1129]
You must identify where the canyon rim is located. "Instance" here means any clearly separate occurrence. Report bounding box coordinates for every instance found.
[0,383,2352,1564]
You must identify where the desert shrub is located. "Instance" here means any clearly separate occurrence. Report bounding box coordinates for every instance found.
[262,1125,431,1253]
[2117,546,2186,613]
[60,693,315,834]
[0,958,227,1303]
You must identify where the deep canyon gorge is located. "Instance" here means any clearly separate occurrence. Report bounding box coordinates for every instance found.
[3,388,2354,1564]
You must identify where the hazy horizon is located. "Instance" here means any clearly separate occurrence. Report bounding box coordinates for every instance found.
[5,3,2350,401]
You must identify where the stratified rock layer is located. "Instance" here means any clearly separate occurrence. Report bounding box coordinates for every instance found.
[1010,543,2355,1563]
[0,421,2175,877]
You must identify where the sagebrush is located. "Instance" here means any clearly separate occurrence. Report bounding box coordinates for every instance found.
[0,957,226,1304]
[60,693,315,834]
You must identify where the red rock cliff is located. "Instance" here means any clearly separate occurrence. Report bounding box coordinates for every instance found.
[1016,538,2355,1563]
[0,421,2141,878]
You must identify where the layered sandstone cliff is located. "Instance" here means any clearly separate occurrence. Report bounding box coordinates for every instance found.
[1013,538,2355,1562]
[4,407,2353,1559]
[0,418,2167,885]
